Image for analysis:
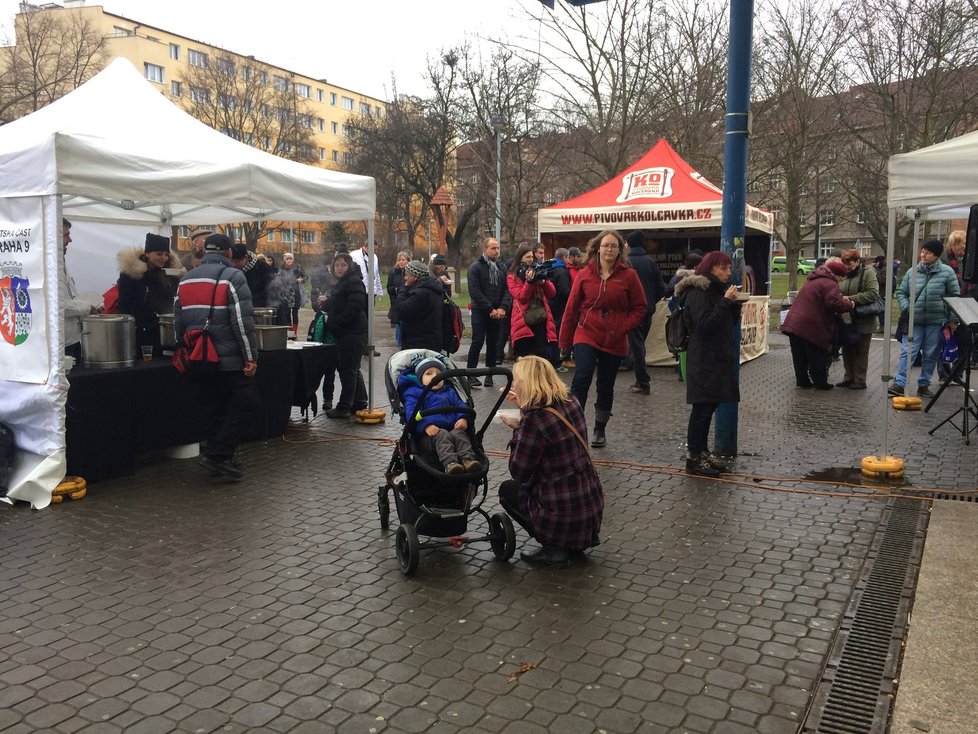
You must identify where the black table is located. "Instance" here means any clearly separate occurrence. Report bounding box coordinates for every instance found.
[65,346,324,482]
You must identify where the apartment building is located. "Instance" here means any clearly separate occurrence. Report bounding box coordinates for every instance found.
[7,2,386,258]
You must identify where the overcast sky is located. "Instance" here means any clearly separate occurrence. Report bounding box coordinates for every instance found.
[0,0,548,99]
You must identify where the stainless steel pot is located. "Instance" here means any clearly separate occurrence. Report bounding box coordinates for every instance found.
[81,314,136,369]
[158,314,176,349]
[255,325,288,351]
[253,307,277,326]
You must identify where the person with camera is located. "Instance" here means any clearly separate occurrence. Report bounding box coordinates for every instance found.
[507,243,558,360]
[559,229,647,449]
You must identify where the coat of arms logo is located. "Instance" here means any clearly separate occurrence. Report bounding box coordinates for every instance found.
[0,261,32,346]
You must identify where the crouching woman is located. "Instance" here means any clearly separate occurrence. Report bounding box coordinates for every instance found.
[498,356,604,567]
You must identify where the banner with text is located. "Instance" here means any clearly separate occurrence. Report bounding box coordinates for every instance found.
[0,196,49,383]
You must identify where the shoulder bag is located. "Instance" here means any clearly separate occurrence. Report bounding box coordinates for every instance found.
[546,406,590,458]
[172,268,226,377]
[523,295,547,327]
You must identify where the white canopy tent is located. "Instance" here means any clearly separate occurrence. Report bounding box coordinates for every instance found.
[0,59,377,507]
[875,132,978,459]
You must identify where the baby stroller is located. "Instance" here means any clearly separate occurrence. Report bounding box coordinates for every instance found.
[379,349,515,576]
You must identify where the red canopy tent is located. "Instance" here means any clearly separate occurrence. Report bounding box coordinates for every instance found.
[537,138,774,237]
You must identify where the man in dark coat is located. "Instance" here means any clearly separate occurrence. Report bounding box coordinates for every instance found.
[622,230,666,394]
[466,238,510,388]
[396,260,445,352]
[174,234,258,480]
[230,245,275,308]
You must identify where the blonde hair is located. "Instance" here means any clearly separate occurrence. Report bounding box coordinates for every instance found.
[948,230,966,249]
[513,356,569,410]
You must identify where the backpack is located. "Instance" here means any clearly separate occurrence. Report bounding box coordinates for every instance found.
[665,296,689,356]
[442,295,464,354]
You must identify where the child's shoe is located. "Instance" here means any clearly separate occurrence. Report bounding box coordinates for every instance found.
[446,462,465,474]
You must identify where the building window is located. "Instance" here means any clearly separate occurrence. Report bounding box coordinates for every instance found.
[317,89,324,103]
[375,106,382,118]
[360,101,371,116]
[332,150,339,162]
[262,135,271,150]
[319,147,326,160]
[330,121,338,135]
[343,152,352,164]
[216,57,235,76]
[144,63,164,84]
[342,96,354,111]
[342,124,352,138]
[301,230,317,244]
[322,231,330,244]
[190,85,211,104]
[259,70,268,85]
[818,210,835,227]
[298,144,314,159]
[824,178,836,193]
[218,93,237,110]
[280,229,294,244]
[768,174,784,190]
[260,104,271,119]
[273,75,289,92]
[297,113,313,128]
[318,118,324,132]
[330,92,337,106]
[169,43,180,61]
[856,210,866,224]
[296,82,311,98]
[267,230,275,242]
[188,49,209,68]
[230,226,243,241]
[171,80,182,98]
[112,25,133,37]
[746,179,759,193]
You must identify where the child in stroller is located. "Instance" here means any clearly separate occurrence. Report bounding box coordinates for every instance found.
[398,354,481,475]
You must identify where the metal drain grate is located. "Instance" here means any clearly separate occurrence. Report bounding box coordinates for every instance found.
[802,497,928,733]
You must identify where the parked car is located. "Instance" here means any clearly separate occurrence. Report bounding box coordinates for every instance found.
[771,256,816,274]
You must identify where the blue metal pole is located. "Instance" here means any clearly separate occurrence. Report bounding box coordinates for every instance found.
[715,0,754,457]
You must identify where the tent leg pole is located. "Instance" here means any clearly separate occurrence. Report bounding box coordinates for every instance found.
[881,208,898,459]
[367,219,375,410]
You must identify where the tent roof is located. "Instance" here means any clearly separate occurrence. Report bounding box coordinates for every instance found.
[0,59,375,224]
[538,139,773,235]
[888,129,978,220]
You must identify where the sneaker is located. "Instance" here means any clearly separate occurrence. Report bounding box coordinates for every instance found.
[198,455,244,480]
[446,462,465,474]
[462,459,482,473]
[556,365,569,374]
[629,384,650,395]
[917,385,933,398]
[520,545,570,568]
[467,376,482,388]
[888,383,905,396]
[685,452,720,478]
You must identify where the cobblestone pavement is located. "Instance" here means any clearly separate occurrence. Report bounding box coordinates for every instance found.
[1,329,973,733]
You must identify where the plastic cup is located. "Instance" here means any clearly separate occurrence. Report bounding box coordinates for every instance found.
[140,345,153,361]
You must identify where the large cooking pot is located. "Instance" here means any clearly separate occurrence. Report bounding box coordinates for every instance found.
[253,307,277,326]
[81,314,136,369]
[158,313,176,349]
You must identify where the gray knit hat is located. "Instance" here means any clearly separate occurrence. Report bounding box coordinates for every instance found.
[406,260,430,279]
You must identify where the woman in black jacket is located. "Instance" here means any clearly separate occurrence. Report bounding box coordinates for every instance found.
[116,234,182,357]
[324,253,369,419]
[674,251,742,477]
[395,260,445,352]
[386,250,410,346]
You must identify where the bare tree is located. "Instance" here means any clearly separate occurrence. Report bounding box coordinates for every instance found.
[526,0,660,188]
[751,0,852,289]
[0,6,105,123]
[182,50,318,249]
[840,0,978,265]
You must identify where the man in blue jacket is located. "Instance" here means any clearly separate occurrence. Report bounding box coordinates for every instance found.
[890,239,960,398]
[174,234,259,479]
[622,230,665,394]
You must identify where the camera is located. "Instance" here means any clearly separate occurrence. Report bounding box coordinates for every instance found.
[518,258,558,281]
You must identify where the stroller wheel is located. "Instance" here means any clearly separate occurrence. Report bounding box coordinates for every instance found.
[395,524,420,576]
[378,486,390,530]
[489,513,516,561]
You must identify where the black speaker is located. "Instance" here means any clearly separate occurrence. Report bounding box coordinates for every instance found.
[965,204,978,284]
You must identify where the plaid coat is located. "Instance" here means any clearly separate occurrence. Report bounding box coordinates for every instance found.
[507,398,603,550]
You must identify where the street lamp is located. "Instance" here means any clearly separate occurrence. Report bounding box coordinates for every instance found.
[490,114,506,243]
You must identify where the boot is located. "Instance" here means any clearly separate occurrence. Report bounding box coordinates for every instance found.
[591,421,607,448]
[520,545,570,568]
[685,451,720,478]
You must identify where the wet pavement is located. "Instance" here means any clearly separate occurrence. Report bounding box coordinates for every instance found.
[1,326,975,733]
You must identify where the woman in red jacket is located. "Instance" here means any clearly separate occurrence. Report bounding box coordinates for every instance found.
[508,243,557,360]
[559,229,647,448]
